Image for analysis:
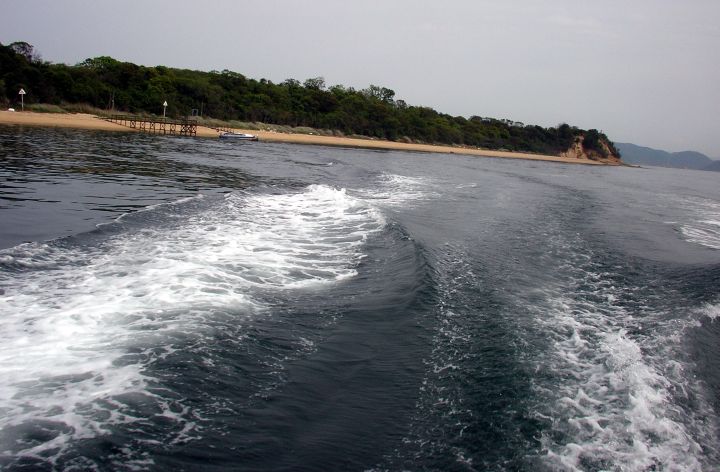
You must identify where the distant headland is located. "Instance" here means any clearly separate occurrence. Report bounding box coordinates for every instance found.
[0,41,621,165]
[616,143,720,172]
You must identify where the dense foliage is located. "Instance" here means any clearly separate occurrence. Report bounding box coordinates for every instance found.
[0,41,619,157]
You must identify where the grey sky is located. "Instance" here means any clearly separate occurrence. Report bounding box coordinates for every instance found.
[3,0,719,156]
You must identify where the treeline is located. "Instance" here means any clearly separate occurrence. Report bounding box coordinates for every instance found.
[0,41,619,157]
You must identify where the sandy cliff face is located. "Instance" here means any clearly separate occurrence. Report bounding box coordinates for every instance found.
[560,137,585,160]
[560,136,622,165]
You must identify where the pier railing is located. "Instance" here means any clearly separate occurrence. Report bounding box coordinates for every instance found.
[104,115,198,136]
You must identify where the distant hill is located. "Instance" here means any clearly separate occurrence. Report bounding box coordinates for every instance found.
[704,160,720,172]
[616,143,719,171]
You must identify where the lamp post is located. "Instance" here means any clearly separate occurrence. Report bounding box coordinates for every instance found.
[18,88,26,111]
[163,100,168,119]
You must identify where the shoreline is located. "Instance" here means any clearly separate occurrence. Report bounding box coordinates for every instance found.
[0,111,612,165]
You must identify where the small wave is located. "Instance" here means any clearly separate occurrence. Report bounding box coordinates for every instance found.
[0,184,385,464]
[114,193,206,222]
[678,197,720,249]
[0,242,87,271]
[354,173,438,208]
[223,184,385,288]
[530,252,716,471]
[699,302,720,321]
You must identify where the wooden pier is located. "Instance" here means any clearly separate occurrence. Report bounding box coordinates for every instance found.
[105,115,198,136]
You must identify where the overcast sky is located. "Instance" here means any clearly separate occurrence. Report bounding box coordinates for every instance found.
[3,0,719,156]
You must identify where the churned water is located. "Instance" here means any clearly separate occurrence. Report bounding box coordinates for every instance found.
[0,126,718,471]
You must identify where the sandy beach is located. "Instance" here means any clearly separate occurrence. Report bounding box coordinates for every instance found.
[0,111,609,165]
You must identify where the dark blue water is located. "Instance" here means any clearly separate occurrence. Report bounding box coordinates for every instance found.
[1,126,719,471]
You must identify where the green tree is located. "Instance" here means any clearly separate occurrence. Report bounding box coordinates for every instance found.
[0,40,620,158]
[303,76,325,90]
[583,129,601,150]
[9,41,39,62]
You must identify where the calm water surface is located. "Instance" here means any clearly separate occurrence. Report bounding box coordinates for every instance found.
[1,126,719,471]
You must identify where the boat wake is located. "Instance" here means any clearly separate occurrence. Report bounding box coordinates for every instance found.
[526,236,718,471]
[0,184,385,468]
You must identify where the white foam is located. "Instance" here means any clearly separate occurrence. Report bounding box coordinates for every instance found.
[0,184,384,461]
[354,173,438,208]
[221,184,385,288]
[532,257,715,471]
[699,303,720,321]
[678,197,720,249]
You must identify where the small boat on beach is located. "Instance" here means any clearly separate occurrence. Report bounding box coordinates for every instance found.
[219,131,258,141]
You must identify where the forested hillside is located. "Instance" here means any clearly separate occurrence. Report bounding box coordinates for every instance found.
[1,41,619,158]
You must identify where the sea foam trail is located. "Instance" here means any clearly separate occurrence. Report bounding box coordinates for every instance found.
[529,243,717,471]
[677,196,720,250]
[353,173,439,208]
[0,184,384,463]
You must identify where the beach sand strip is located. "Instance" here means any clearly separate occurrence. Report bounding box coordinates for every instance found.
[0,111,608,165]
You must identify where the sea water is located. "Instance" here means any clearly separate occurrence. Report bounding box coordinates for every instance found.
[0,126,718,471]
